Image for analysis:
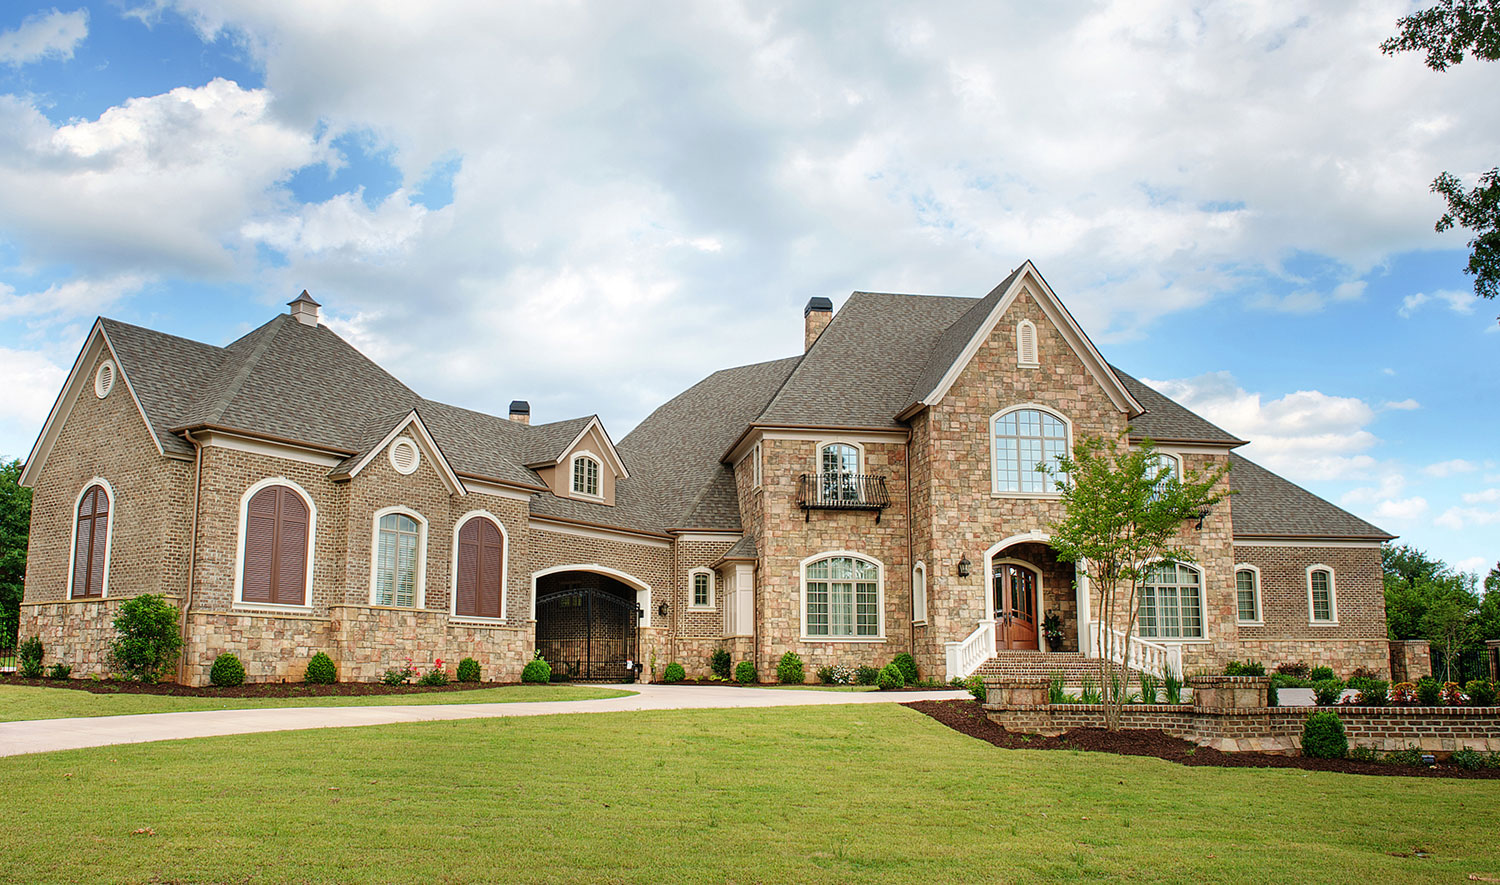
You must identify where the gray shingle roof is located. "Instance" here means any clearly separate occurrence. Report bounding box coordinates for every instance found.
[718,535,757,561]
[1113,367,1246,446]
[99,318,228,457]
[904,267,1024,412]
[519,416,596,467]
[1229,453,1393,540]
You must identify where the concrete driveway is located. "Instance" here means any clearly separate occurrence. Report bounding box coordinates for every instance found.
[0,684,967,757]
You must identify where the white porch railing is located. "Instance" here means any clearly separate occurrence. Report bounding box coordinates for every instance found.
[1087,622,1182,679]
[944,619,996,681]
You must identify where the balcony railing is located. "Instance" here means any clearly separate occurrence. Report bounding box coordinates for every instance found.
[797,473,891,521]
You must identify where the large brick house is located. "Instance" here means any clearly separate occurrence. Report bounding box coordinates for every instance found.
[19,263,1394,685]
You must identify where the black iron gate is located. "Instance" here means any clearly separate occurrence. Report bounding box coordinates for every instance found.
[535,587,640,681]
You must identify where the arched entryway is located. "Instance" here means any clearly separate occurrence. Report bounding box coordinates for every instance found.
[984,533,1079,653]
[993,560,1040,650]
[531,567,648,681]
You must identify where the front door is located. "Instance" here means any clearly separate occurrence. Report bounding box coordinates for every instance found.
[993,563,1039,650]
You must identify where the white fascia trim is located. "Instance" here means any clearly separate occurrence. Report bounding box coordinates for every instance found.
[20,322,162,488]
[451,510,511,620]
[529,563,653,627]
[232,477,317,612]
[67,477,116,599]
[462,478,536,502]
[798,550,886,641]
[921,263,1142,415]
[557,417,630,479]
[339,410,466,495]
[1233,539,1385,549]
[370,505,429,609]
[198,431,345,467]
[1233,562,1263,624]
[687,567,715,610]
[529,518,673,549]
[1306,563,1339,625]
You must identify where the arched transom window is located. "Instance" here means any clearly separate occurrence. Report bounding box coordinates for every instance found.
[1139,562,1203,639]
[375,512,423,607]
[803,555,881,638]
[71,483,111,598]
[992,407,1069,494]
[241,484,310,607]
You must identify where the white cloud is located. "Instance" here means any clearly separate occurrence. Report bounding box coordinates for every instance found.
[1382,399,1419,410]
[1423,459,1477,477]
[0,347,67,460]
[1455,556,1490,575]
[0,9,87,66]
[1372,497,1427,521]
[1435,506,1500,531]
[1462,488,1500,504]
[0,274,150,323]
[1398,289,1476,318]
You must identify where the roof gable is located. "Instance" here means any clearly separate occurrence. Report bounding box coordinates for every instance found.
[331,409,466,495]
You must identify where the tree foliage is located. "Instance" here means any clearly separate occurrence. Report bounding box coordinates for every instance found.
[1046,436,1229,731]
[0,459,32,646]
[1382,1,1500,300]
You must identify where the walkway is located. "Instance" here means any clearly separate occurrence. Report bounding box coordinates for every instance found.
[0,684,967,757]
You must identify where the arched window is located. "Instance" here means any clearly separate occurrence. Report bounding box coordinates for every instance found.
[373,509,425,608]
[992,407,1069,494]
[1016,320,1038,367]
[239,482,312,607]
[572,454,601,497]
[455,514,506,619]
[1308,566,1337,624]
[802,553,882,639]
[1147,452,1180,500]
[1138,562,1203,639]
[818,442,860,502]
[71,482,112,598]
[1235,565,1262,624]
[688,568,714,609]
[912,562,928,624]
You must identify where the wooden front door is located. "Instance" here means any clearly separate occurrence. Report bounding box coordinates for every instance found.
[993,563,1039,650]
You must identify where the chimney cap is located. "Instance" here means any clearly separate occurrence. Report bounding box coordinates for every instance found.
[288,290,320,307]
[804,296,833,317]
[508,400,531,415]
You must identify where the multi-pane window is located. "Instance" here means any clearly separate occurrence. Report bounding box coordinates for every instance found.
[1310,568,1335,622]
[819,443,859,502]
[1235,568,1260,623]
[375,513,421,607]
[572,456,600,497]
[1138,562,1204,639]
[804,556,880,638]
[1147,453,1180,500]
[993,408,1068,493]
[71,484,110,598]
[692,572,711,608]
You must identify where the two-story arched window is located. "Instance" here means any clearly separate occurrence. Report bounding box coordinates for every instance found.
[237,479,314,608]
[1138,562,1204,639]
[373,508,426,608]
[70,481,113,599]
[801,553,883,639]
[454,512,506,619]
[992,407,1069,494]
[571,454,601,497]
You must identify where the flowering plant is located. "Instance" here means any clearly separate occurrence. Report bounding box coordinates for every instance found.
[381,656,420,686]
[1390,682,1417,705]
[1442,681,1465,706]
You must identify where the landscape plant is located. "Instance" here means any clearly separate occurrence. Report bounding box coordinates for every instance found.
[1465,678,1497,705]
[1442,680,1466,705]
[1451,747,1487,771]
[1079,676,1102,705]
[818,664,854,685]
[734,661,756,684]
[1355,679,1389,706]
[877,662,904,690]
[418,659,449,686]
[383,658,419,685]
[1384,744,1425,766]
[1163,666,1183,704]
[776,651,805,684]
[1045,435,1228,729]
[662,662,685,683]
[1301,711,1348,759]
[891,652,919,684]
[47,663,71,680]
[17,635,43,678]
[521,656,552,684]
[108,594,183,683]
[1309,665,1336,682]
[964,674,986,703]
[1048,672,1068,704]
[209,653,246,687]
[1137,671,1158,704]
[1417,677,1442,705]
[854,665,880,686]
[1275,661,1311,678]
[1390,682,1418,705]
[1312,679,1345,706]
[305,652,337,685]
[709,648,732,680]
[456,657,481,683]
[1224,660,1265,676]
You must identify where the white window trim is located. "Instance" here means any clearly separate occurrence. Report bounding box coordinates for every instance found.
[798,550,886,642]
[814,439,864,476]
[450,510,510,622]
[1016,319,1039,368]
[687,567,715,610]
[1234,563,1263,625]
[233,477,317,612]
[388,436,421,475]
[751,442,762,489]
[67,477,115,600]
[912,561,928,625]
[1307,564,1338,625]
[989,403,1072,498]
[1138,562,1208,642]
[570,451,604,500]
[94,359,116,398]
[369,505,428,609]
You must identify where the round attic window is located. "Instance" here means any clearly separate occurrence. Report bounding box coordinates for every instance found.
[389,437,420,475]
[94,360,116,399]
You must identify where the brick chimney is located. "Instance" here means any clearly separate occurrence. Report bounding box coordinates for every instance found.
[508,400,530,425]
[804,297,833,351]
[288,290,320,327]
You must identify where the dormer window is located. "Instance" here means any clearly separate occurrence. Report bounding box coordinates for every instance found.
[1016,320,1038,368]
[572,454,601,498]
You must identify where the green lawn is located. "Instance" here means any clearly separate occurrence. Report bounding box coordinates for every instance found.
[0,683,632,721]
[3,704,1496,884]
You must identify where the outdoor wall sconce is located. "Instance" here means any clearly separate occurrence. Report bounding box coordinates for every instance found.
[1195,503,1213,531]
[657,603,669,618]
[957,555,971,578]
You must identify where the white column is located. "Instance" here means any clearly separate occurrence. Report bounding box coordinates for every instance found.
[1075,558,1091,657]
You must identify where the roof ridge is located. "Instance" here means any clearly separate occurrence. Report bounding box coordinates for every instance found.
[99,316,226,354]
[195,315,287,426]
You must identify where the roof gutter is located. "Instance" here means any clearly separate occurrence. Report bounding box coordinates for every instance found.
[720,422,912,464]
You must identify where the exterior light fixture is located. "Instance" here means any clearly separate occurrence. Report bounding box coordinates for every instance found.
[657,602,669,618]
[957,555,971,578]
[1195,503,1213,530]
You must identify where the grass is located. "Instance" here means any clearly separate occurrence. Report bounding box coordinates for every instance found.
[3,704,1497,884]
[0,683,633,721]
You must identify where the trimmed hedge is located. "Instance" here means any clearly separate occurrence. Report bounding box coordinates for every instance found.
[663,662,686,683]
[210,653,246,687]
[709,648,732,680]
[305,652,337,684]
[456,657,481,683]
[776,651,805,684]
[1312,678,1344,706]
[521,658,552,684]
[891,653,919,685]
[1302,711,1348,759]
[877,662,905,690]
[734,661,757,684]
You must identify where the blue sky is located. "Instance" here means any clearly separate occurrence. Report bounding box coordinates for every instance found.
[0,2,1495,575]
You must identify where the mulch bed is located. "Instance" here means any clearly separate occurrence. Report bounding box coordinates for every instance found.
[0,675,532,698]
[905,699,1500,779]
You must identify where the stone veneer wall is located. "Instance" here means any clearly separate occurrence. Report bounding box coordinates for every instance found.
[19,596,181,678]
[1232,544,1389,676]
[327,605,528,684]
[185,610,332,683]
[1389,640,1433,683]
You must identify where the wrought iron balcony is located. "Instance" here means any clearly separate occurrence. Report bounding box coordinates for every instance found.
[798,473,891,521]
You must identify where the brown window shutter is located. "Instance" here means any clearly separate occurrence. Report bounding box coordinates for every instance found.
[72,485,108,598]
[274,489,309,605]
[456,520,479,617]
[89,494,109,596]
[478,519,503,618]
[242,487,277,603]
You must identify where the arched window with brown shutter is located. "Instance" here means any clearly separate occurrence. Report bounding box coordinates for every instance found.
[455,515,506,619]
[239,482,311,607]
[71,482,111,598]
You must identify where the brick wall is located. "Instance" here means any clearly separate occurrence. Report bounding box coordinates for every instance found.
[1233,544,1389,676]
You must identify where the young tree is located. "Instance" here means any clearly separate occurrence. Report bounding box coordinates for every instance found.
[1422,579,1478,682]
[0,459,31,646]
[1046,436,1229,730]
[1383,544,1459,640]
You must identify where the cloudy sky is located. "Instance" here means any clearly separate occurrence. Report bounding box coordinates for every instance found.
[0,2,1495,574]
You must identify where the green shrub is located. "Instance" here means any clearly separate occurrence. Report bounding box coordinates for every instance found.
[1163,667,1183,704]
[1416,677,1442,705]
[817,665,836,684]
[1348,745,1378,763]
[17,636,44,678]
[1301,711,1347,759]
[1355,680,1389,707]
[1224,660,1265,677]
[1384,744,1424,766]
[1137,672,1159,704]
[383,660,418,685]
[1048,672,1068,704]
[209,653,246,687]
[47,663,72,680]
[1312,678,1344,706]
[1079,676,1102,704]
[891,653,919,684]
[709,648,732,680]
[663,662,686,683]
[418,666,449,686]
[1451,747,1486,771]
[1346,675,1380,693]
[734,661,757,684]
[776,651,805,684]
[854,665,881,686]
[1275,661,1310,678]
[108,595,184,683]
[877,662,905,690]
[304,652,337,685]
[964,674,986,703]
[456,657,481,683]
[521,658,552,684]
[1465,679,1497,706]
[1309,666,1336,682]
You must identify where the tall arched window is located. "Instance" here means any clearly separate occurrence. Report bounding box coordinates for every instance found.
[572,454,600,497]
[992,407,1069,494]
[912,562,928,624]
[802,553,882,639]
[455,514,505,619]
[240,482,311,607]
[1147,452,1180,500]
[1235,565,1262,624]
[1138,562,1203,639]
[71,482,112,598]
[1308,566,1337,624]
[819,442,860,502]
[373,509,425,608]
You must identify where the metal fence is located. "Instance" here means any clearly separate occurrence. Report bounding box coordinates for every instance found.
[1430,646,1495,684]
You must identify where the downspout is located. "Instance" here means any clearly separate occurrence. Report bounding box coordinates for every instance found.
[906,426,915,663]
[175,429,203,684]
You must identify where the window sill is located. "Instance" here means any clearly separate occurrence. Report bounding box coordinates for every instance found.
[366,603,425,612]
[1139,637,1211,645]
[232,603,314,615]
[1017,361,1040,369]
[686,605,715,612]
[450,616,509,627]
[569,491,606,503]
[991,491,1064,500]
[1309,620,1340,627]
[798,636,887,643]
[912,619,928,627]
[1236,620,1264,627]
